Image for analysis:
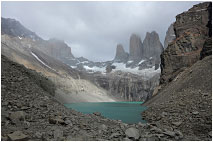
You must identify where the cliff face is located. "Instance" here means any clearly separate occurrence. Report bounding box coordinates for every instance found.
[129,34,143,61]
[44,38,74,60]
[164,24,176,49]
[91,72,160,102]
[160,2,212,84]
[142,31,164,64]
[114,44,129,62]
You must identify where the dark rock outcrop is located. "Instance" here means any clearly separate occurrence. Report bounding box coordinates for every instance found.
[164,23,176,49]
[1,17,41,41]
[129,34,143,61]
[142,31,164,64]
[200,3,212,59]
[160,2,212,84]
[200,37,212,59]
[114,44,129,62]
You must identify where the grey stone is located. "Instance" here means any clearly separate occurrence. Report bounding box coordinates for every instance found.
[123,137,131,141]
[150,126,163,133]
[125,127,140,140]
[192,111,199,115]
[9,111,25,123]
[163,130,176,137]
[209,131,212,137]
[54,129,63,140]
[99,124,108,131]
[174,130,183,139]
[49,117,65,124]
[8,131,28,141]
[64,119,71,125]
[93,112,101,116]
[110,132,121,139]
[172,121,182,127]
[35,132,42,139]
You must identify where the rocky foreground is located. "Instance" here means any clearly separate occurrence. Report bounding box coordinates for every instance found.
[143,55,212,141]
[142,2,212,141]
[2,55,186,141]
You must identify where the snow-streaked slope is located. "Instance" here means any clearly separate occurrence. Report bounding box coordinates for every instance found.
[31,51,56,72]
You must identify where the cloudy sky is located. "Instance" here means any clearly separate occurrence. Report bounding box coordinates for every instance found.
[2,1,201,61]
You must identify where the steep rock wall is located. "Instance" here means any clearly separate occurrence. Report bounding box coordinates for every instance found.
[160,2,212,84]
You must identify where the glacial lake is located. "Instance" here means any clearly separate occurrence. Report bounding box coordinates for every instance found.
[64,102,147,124]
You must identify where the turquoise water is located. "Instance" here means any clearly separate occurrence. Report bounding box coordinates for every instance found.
[64,102,147,124]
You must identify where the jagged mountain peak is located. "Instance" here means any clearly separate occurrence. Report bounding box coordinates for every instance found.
[142,31,163,64]
[114,44,129,62]
[129,33,143,61]
[1,17,41,41]
[144,31,160,41]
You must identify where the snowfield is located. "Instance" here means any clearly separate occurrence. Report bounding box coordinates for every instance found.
[84,65,106,73]
[81,61,160,79]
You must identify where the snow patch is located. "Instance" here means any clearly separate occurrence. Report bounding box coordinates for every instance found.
[127,60,134,64]
[31,52,56,72]
[70,66,77,68]
[81,61,89,64]
[112,62,160,79]
[195,8,207,12]
[83,65,106,73]
[138,60,145,65]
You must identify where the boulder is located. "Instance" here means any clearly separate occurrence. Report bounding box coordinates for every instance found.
[9,111,25,123]
[53,129,63,140]
[8,131,28,141]
[49,117,65,125]
[125,127,140,140]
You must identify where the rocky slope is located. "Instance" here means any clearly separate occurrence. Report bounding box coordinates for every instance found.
[160,2,212,84]
[2,55,186,141]
[164,23,176,49]
[142,55,212,140]
[142,2,212,141]
[1,34,116,103]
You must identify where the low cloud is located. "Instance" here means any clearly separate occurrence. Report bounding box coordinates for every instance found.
[2,1,201,61]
